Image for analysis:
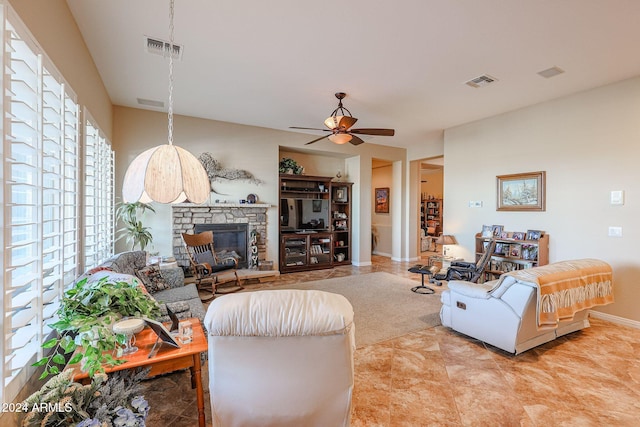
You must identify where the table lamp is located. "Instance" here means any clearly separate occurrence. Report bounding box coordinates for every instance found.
[435,234,457,255]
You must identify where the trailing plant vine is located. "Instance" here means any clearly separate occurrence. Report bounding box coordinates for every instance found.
[33,277,161,379]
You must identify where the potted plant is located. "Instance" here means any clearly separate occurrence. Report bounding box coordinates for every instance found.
[116,201,156,251]
[279,157,303,175]
[33,276,161,379]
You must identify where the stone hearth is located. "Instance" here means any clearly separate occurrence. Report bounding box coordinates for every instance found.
[172,203,270,271]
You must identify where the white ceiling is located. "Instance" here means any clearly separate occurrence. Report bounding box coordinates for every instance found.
[66,0,640,149]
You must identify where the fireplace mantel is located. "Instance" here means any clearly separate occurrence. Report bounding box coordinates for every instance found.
[173,203,272,208]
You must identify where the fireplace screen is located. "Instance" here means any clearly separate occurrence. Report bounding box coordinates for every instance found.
[193,224,248,268]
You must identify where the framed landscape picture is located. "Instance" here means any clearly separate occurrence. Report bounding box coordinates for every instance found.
[375,187,390,213]
[497,171,546,211]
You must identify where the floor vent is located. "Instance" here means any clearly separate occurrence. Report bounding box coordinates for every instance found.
[145,36,183,60]
[465,74,497,88]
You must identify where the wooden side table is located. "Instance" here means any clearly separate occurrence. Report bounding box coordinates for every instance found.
[69,318,208,427]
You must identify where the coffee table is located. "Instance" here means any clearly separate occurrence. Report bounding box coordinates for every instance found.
[69,318,208,427]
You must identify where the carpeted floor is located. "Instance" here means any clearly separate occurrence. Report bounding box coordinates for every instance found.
[273,271,442,347]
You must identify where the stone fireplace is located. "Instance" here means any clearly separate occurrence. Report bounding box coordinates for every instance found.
[172,203,270,271]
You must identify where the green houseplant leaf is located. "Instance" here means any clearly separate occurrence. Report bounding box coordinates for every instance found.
[34,276,160,379]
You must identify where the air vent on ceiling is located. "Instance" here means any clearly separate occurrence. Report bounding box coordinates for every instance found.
[137,98,164,108]
[465,74,498,88]
[145,36,183,60]
[537,66,565,79]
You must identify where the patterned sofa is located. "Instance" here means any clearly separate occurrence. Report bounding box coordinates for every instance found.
[83,251,205,324]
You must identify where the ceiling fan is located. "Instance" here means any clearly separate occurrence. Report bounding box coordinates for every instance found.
[290,92,395,145]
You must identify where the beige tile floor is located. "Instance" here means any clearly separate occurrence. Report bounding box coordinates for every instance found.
[141,255,640,426]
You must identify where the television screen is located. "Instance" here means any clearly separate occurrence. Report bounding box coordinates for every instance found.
[280,198,329,231]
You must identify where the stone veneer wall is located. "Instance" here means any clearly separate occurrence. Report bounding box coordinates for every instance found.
[172,204,269,270]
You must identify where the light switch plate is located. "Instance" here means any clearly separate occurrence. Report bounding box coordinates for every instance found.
[610,190,624,205]
[468,201,483,208]
[608,226,622,237]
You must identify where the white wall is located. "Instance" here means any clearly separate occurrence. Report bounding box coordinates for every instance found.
[444,76,640,322]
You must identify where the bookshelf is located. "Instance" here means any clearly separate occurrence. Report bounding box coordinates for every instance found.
[476,230,548,282]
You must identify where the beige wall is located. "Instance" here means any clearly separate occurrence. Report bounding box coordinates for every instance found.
[444,76,640,322]
[113,107,407,266]
[8,0,112,138]
[113,106,282,263]
[420,170,443,200]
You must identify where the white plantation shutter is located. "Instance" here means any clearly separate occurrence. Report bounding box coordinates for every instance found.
[1,5,90,405]
[3,16,43,402]
[83,114,114,270]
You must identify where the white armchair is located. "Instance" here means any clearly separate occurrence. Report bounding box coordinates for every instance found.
[204,289,355,427]
[440,259,614,354]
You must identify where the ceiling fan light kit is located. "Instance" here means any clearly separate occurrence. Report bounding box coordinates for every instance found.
[328,133,353,144]
[291,92,395,146]
[122,0,209,204]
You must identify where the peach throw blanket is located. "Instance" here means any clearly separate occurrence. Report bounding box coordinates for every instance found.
[503,259,614,329]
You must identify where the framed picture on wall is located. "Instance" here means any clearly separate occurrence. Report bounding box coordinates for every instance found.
[375,187,390,213]
[497,171,546,211]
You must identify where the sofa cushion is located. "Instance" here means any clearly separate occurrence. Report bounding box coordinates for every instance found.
[84,270,140,287]
[102,251,147,275]
[135,265,170,294]
[153,283,200,304]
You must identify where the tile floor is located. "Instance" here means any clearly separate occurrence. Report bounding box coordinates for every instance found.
[141,255,640,426]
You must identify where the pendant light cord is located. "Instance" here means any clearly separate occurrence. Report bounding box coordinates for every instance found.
[167,0,175,145]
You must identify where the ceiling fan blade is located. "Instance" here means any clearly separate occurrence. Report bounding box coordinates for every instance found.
[305,134,330,145]
[349,128,395,136]
[290,126,331,132]
[349,135,365,145]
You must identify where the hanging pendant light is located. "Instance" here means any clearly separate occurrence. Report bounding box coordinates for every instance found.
[122,0,209,204]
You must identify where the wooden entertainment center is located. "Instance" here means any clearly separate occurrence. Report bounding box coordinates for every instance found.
[279,174,352,273]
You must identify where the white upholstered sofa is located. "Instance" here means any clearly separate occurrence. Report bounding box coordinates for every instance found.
[440,259,614,354]
[204,289,355,427]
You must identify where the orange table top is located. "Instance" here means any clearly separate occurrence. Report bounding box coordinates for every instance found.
[70,318,207,380]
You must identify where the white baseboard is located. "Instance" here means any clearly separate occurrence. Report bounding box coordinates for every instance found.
[372,250,392,257]
[589,310,640,329]
[352,261,372,267]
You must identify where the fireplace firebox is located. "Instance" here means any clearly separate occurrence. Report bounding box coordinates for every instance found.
[194,224,248,269]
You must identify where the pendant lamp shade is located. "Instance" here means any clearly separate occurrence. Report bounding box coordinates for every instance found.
[122,144,210,204]
[121,0,210,205]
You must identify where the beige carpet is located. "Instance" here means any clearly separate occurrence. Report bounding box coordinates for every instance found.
[280,272,442,347]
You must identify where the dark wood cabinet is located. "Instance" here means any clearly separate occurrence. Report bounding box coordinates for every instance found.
[279,174,352,273]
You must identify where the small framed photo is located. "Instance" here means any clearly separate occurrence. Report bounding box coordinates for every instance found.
[481,225,493,238]
[526,229,542,241]
[497,171,546,211]
[510,244,521,258]
[500,231,509,239]
[375,187,390,213]
[312,200,322,212]
[491,225,503,237]
[512,232,525,240]
[334,187,348,202]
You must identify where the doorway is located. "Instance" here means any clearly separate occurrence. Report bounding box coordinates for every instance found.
[419,157,444,258]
